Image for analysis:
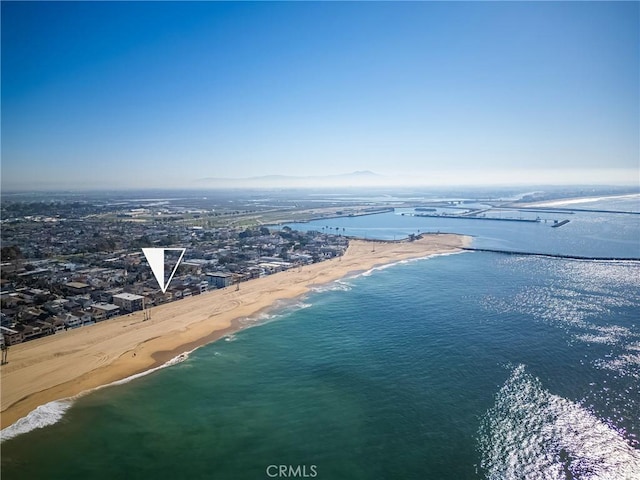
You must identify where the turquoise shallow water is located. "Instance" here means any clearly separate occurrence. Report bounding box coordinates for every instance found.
[2,252,639,479]
[2,197,640,479]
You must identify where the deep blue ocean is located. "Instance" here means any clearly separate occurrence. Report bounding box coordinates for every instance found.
[2,196,639,479]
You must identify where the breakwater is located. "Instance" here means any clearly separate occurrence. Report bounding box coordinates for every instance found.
[550,219,570,228]
[461,247,640,262]
[414,214,540,223]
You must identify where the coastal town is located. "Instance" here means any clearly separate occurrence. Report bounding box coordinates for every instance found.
[2,184,634,351]
[1,197,351,349]
[0,189,470,430]
[2,185,634,351]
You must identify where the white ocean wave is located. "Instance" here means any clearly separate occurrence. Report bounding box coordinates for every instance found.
[311,280,353,293]
[351,250,467,279]
[478,365,640,479]
[0,400,73,442]
[238,300,313,330]
[105,351,191,388]
[239,312,276,325]
[356,261,399,278]
[0,351,191,442]
[264,300,313,317]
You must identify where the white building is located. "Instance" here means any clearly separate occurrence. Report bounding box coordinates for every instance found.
[112,293,145,312]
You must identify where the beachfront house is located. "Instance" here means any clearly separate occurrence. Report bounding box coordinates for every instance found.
[112,293,145,313]
[52,317,66,332]
[205,272,233,289]
[0,326,23,345]
[62,313,82,329]
[22,324,46,341]
[91,303,120,321]
[197,281,208,294]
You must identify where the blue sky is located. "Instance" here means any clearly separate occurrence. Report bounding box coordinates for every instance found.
[2,1,638,190]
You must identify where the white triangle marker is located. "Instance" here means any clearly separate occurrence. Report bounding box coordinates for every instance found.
[142,247,186,293]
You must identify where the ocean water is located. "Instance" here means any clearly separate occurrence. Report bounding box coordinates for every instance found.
[286,196,640,259]
[2,200,639,479]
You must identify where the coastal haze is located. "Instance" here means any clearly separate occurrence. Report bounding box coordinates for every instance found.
[1,1,638,190]
[1,2,639,480]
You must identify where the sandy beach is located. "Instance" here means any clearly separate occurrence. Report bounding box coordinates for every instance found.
[0,234,469,429]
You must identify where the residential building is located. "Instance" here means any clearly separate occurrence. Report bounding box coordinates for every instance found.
[206,272,233,289]
[65,282,91,294]
[91,303,120,320]
[112,293,145,312]
[1,326,23,345]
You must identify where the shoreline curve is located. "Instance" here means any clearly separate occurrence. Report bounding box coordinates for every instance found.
[0,234,470,433]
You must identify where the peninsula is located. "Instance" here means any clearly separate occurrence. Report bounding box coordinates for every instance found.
[1,234,469,429]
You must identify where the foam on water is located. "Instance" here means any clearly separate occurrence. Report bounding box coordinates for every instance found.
[357,261,402,277]
[478,365,640,480]
[352,250,467,279]
[106,350,191,388]
[310,279,353,293]
[235,300,316,336]
[0,400,73,442]
[292,301,312,310]
[238,311,277,327]
[0,351,191,442]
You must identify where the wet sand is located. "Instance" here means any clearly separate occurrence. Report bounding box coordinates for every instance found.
[0,235,470,429]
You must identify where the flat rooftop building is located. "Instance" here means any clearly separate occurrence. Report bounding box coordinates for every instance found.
[90,303,121,320]
[112,293,145,312]
[205,272,233,289]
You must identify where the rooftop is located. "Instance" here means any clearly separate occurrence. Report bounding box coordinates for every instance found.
[91,303,120,311]
[112,293,145,301]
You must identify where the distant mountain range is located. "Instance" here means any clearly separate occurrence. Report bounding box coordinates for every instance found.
[195,171,388,188]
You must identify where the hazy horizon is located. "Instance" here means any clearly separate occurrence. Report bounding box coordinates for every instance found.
[2,2,638,191]
[5,172,640,195]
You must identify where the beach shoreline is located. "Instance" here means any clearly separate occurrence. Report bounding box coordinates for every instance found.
[520,192,640,208]
[0,234,470,431]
